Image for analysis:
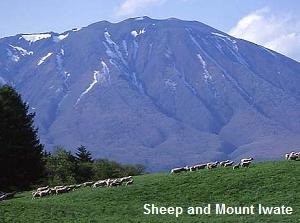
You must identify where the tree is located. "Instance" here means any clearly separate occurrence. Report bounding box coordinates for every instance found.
[44,147,77,185]
[75,145,93,163]
[0,85,45,191]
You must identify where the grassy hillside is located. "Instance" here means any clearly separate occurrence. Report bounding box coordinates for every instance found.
[0,161,299,223]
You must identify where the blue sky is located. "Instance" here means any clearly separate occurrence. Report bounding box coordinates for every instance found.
[1,0,299,61]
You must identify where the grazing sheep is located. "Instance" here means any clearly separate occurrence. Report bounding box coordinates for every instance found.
[109,179,122,187]
[109,181,122,187]
[32,189,50,199]
[241,158,254,163]
[190,164,206,171]
[36,186,49,192]
[49,188,56,195]
[82,181,94,187]
[233,163,240,170]
[288,154,298,160]
[55,186,71,195]
[120,176,133,183]
[75,184,82,189]
[67,185,77,191]
[224,161,234,167]
[189,166,197,171]
[92,180,107,188]
[207,161,219,169]
[53,185,65,190]
[219,160,231,167]
[240,161,252,168]
[170,166,189,174]
[0,192,16,201]
[125,179,134,186]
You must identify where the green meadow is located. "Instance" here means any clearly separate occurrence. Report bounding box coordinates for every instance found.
[1,161,299,223]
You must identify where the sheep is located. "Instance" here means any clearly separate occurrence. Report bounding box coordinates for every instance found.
[55,186,71,195]
[53,185,65,190]
[0,192,16,201]
[109,179,122,187]
[285,153,290,160]
[207,161,219,169]
[82,181,94,187]
[120,176,133,183]
[241,158,254,163]
[49,188,56,195]
[75,184,83,189]
[125,179,134,186]
[92,180,107,188]
[240,161,252,168]
[190,164,206,171]
[189,166,197,171]
[36,186,49,192]
[32,189,50,199]
[233,163,240,170]
[288,154,298,160]
[67,185,77,191]
[170,166,189,174]
[224,161,234,167]
[219,160,231,167]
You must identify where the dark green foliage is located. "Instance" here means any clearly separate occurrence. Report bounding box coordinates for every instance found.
[75,162,94,183]
[75,145,93,163]
[44,147,77,185]
[43,146,145,185]
[92,160,145,181]
[0,161,299,222]
[0,85,44,191]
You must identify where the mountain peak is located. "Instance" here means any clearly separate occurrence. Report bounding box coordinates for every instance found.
[1,18,300,171]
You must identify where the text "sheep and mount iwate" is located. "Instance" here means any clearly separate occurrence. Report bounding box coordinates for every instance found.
[143,203,293,217]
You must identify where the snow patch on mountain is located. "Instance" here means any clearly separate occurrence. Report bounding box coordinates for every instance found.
[72,28,82,32]
[75,60,110,105]
[135,17,145,21]
[55,48,71,91]
[212,32,238,50]
[9,45,33,56]
[197,54,212,80]
[131,28,145,37]
[211,32,229,39]
[21,33,52,43]
[211,32,248,66]
[53,33,69,42]
[103,31,127,65]
[37,52,53,66]
[103,32,144,93]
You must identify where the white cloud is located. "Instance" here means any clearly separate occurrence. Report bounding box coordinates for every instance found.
[115,0,167,17]
[229,8,300,62]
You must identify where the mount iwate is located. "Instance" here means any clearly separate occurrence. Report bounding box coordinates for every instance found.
[1,16,300,171]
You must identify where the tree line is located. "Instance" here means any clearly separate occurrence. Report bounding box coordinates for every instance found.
[42,145,144,187]
[0,85,144,192]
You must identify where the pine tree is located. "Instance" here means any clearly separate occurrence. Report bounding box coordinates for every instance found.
[0,85,45,191]
[75,145,93,163]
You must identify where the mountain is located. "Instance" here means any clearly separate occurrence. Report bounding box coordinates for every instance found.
[1,16,300,171]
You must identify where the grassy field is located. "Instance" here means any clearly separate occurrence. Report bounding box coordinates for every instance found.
[0,160,299,223]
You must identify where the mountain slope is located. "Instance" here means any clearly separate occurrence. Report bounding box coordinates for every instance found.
[1,17,300,170]
[1,161,300,222]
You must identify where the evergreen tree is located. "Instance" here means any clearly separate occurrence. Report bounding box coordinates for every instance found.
[0,85,45,191]
[75,145,93,163]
